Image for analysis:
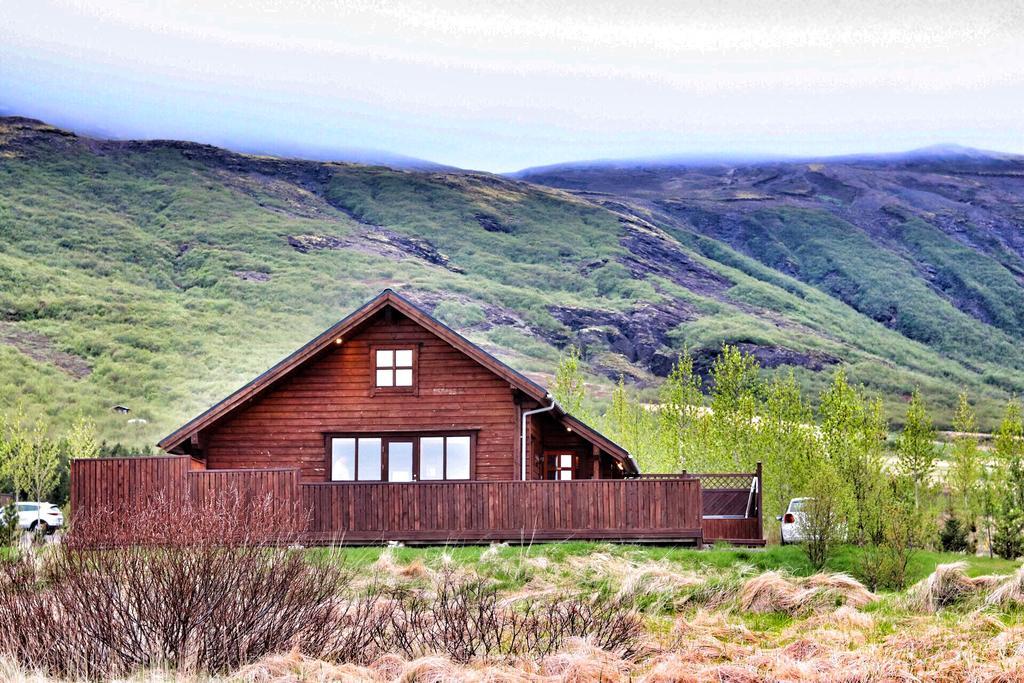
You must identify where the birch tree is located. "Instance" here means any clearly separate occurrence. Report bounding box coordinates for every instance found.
[67,414,101,460]
[896,388,936,507]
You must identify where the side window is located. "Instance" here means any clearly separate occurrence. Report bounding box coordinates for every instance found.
[446,436,471,479]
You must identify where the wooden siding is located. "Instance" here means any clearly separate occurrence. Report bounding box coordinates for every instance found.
[301,478,702,543]
[201,312,521,481]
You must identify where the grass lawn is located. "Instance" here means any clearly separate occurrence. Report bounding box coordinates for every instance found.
[307,541,1020,591]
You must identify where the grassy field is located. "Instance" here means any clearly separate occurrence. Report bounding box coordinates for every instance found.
[307,541,1020,592]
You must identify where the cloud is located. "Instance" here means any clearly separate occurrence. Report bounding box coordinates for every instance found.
[1,0,1021,170]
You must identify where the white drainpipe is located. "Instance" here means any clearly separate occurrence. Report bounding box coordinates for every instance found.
[521,396,557,481]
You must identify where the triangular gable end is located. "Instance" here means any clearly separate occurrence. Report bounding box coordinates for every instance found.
[157,290,636,473]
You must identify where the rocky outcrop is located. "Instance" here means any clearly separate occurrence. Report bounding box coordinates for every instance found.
[362,229,464,273]
[287,234,347,253]
[548,300,695,377]
[474,212,514,234]
[690,344,840,381]
[286,229,464,273]
[233,270,271,282]
[617,221,732,296]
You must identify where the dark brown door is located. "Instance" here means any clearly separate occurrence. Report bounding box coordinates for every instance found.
[544,451,576,480]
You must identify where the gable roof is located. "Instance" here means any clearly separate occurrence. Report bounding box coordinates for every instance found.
[158,289,637,472]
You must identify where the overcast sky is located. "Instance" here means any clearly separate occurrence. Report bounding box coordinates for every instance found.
[2,0,1022,171]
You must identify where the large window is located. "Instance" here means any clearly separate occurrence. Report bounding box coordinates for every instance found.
[419,435,470,480]
[329,433,472,481]
[331,437,382,481]
[374,348,414,388]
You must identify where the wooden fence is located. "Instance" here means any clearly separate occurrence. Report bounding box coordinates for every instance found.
[302,478,702,543]
[71,456,762,545]
[71,455,198,515]
[189,468,300,518]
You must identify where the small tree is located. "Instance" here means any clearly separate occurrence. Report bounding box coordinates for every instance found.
[799,462,850,570]
[819,369,886,545]
[991,400,1024,559]
[879,475,929,588]
[0,408,31,500]
[657,350,703,471]
[759,371,820,534]
[708,344,761,417]
[896,388,936,507]
[66,414,100,460]
[552,345,587,418]
[602,377,666,471]
[8,419,61,503]
[707,345,762,471]
[947,392,981,528]
[0,504,17,547]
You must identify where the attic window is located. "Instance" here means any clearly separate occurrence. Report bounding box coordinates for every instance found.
[372,347,417,394]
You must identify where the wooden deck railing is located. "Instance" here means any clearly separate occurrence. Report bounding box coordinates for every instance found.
[71,456,761,545]
[301,478,702,543]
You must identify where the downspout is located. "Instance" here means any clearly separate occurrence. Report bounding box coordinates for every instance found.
[521,395,557,481]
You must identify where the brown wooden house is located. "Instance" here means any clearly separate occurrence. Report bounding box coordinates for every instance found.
[158,289,638,484]
[71,290,763,545]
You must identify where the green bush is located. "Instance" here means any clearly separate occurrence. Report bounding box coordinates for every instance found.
[939,516,973,554]
[0,504,18,547]
[433,300,487,328]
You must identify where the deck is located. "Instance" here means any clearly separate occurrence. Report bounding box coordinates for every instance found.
[70,456,763,546]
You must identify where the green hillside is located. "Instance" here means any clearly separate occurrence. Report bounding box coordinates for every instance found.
[0,118,1020,444]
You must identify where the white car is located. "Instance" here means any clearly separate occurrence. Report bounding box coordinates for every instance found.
[11,502,64,534]
[778,497,810,545]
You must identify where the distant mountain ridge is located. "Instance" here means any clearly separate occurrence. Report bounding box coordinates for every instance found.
[0,115,454,172]
[511,144,1024,177]
[1,116,1023,442]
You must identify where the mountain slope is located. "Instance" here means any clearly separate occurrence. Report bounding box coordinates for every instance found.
[0,118,1020,442]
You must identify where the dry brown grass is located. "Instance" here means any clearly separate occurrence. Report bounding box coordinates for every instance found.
[7,614,1024,683]
[987,566,1024,608]
[738,571,876,615]
[230,648,381,682]
[906,562,984,613]
[566,553,702,597]
[8,558,1024,683]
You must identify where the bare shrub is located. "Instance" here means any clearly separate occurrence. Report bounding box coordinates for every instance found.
[0,496,644,679]
[384,568,643,663]
[0,491,388,679]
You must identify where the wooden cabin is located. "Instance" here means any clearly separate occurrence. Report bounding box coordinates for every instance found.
[71,290,764,545]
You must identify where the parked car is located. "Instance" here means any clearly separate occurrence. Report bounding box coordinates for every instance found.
[777,497,811,545]
[11,502,64,534]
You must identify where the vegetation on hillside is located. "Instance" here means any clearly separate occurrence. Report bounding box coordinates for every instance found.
[2,118,1024,448]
